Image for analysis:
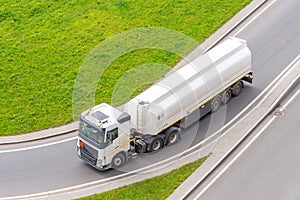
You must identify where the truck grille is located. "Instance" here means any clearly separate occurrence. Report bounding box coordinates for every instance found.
[80,143,98,166]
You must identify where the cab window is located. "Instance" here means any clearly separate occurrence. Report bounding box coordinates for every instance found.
[107,128,118,143]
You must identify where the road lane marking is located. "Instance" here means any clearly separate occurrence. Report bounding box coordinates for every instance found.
[194,88,300,200]
[204,0,267,52]
[281,88,300,110]
[193,117,275,199]
[233,0,277,36]
[0,136,77,154]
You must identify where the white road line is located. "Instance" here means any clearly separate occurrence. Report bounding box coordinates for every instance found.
[204,0,267,52]
[193,117,275,199]
[0,136,77,154]
[193,88,300,200]
[233,0,277,36]
[281,88,300,110]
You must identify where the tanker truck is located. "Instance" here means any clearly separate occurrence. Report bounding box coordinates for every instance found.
[77,37,253,170]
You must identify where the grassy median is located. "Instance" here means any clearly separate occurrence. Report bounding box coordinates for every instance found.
[79,156,208,200]
[1,0,251,135]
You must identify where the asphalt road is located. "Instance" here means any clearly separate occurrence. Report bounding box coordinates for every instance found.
[196,85,300,200]
[0,0,299,198]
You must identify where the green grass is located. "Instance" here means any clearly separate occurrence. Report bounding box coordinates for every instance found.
[79,156,208,200]
[0,0,251,135]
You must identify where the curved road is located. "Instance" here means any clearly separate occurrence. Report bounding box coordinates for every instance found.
[195,82,300,200]
[0,0,299,198]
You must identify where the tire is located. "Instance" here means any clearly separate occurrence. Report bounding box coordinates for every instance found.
[149,137,163,152]
[211,96,221,112]
[222,89,232,104]
[167,130,179,145]
[112,153,126,169]
[232,81,243,97]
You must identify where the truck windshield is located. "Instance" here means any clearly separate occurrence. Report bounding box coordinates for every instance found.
[79,120,105,144]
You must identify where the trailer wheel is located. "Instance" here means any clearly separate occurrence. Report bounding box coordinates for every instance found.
[222,89,232,104]
[211,96,221,112]
[112,153,126,169]
[149,137,163,152]
[232,81,243,97]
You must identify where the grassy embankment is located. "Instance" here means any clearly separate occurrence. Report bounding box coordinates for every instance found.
[79,156,208,200]
[1,0,250,136]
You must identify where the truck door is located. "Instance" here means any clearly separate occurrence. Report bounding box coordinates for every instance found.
[107,128,119,148]
[104,128,120,164]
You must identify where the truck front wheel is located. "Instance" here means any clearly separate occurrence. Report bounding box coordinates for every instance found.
[112,153,126,169]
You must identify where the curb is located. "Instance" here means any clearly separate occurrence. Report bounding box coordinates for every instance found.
[0,0,267,145]
[0,122,78,145]
[167,55,300,200]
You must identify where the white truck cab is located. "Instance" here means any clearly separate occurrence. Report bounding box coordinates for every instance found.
[77,103,131,170]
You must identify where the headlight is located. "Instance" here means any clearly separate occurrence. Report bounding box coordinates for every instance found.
[97,159,103,166]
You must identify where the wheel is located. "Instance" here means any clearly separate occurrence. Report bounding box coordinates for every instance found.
[149,137,163,152]
[167,130,179,145]
[211,96,221,112]
[164,126,181,146]
[232,81,243,97]
[222,89,232,104]
[112,153,126,169]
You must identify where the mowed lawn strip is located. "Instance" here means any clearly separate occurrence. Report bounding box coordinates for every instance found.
[79,156,208,200]
[0,0,251,135]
